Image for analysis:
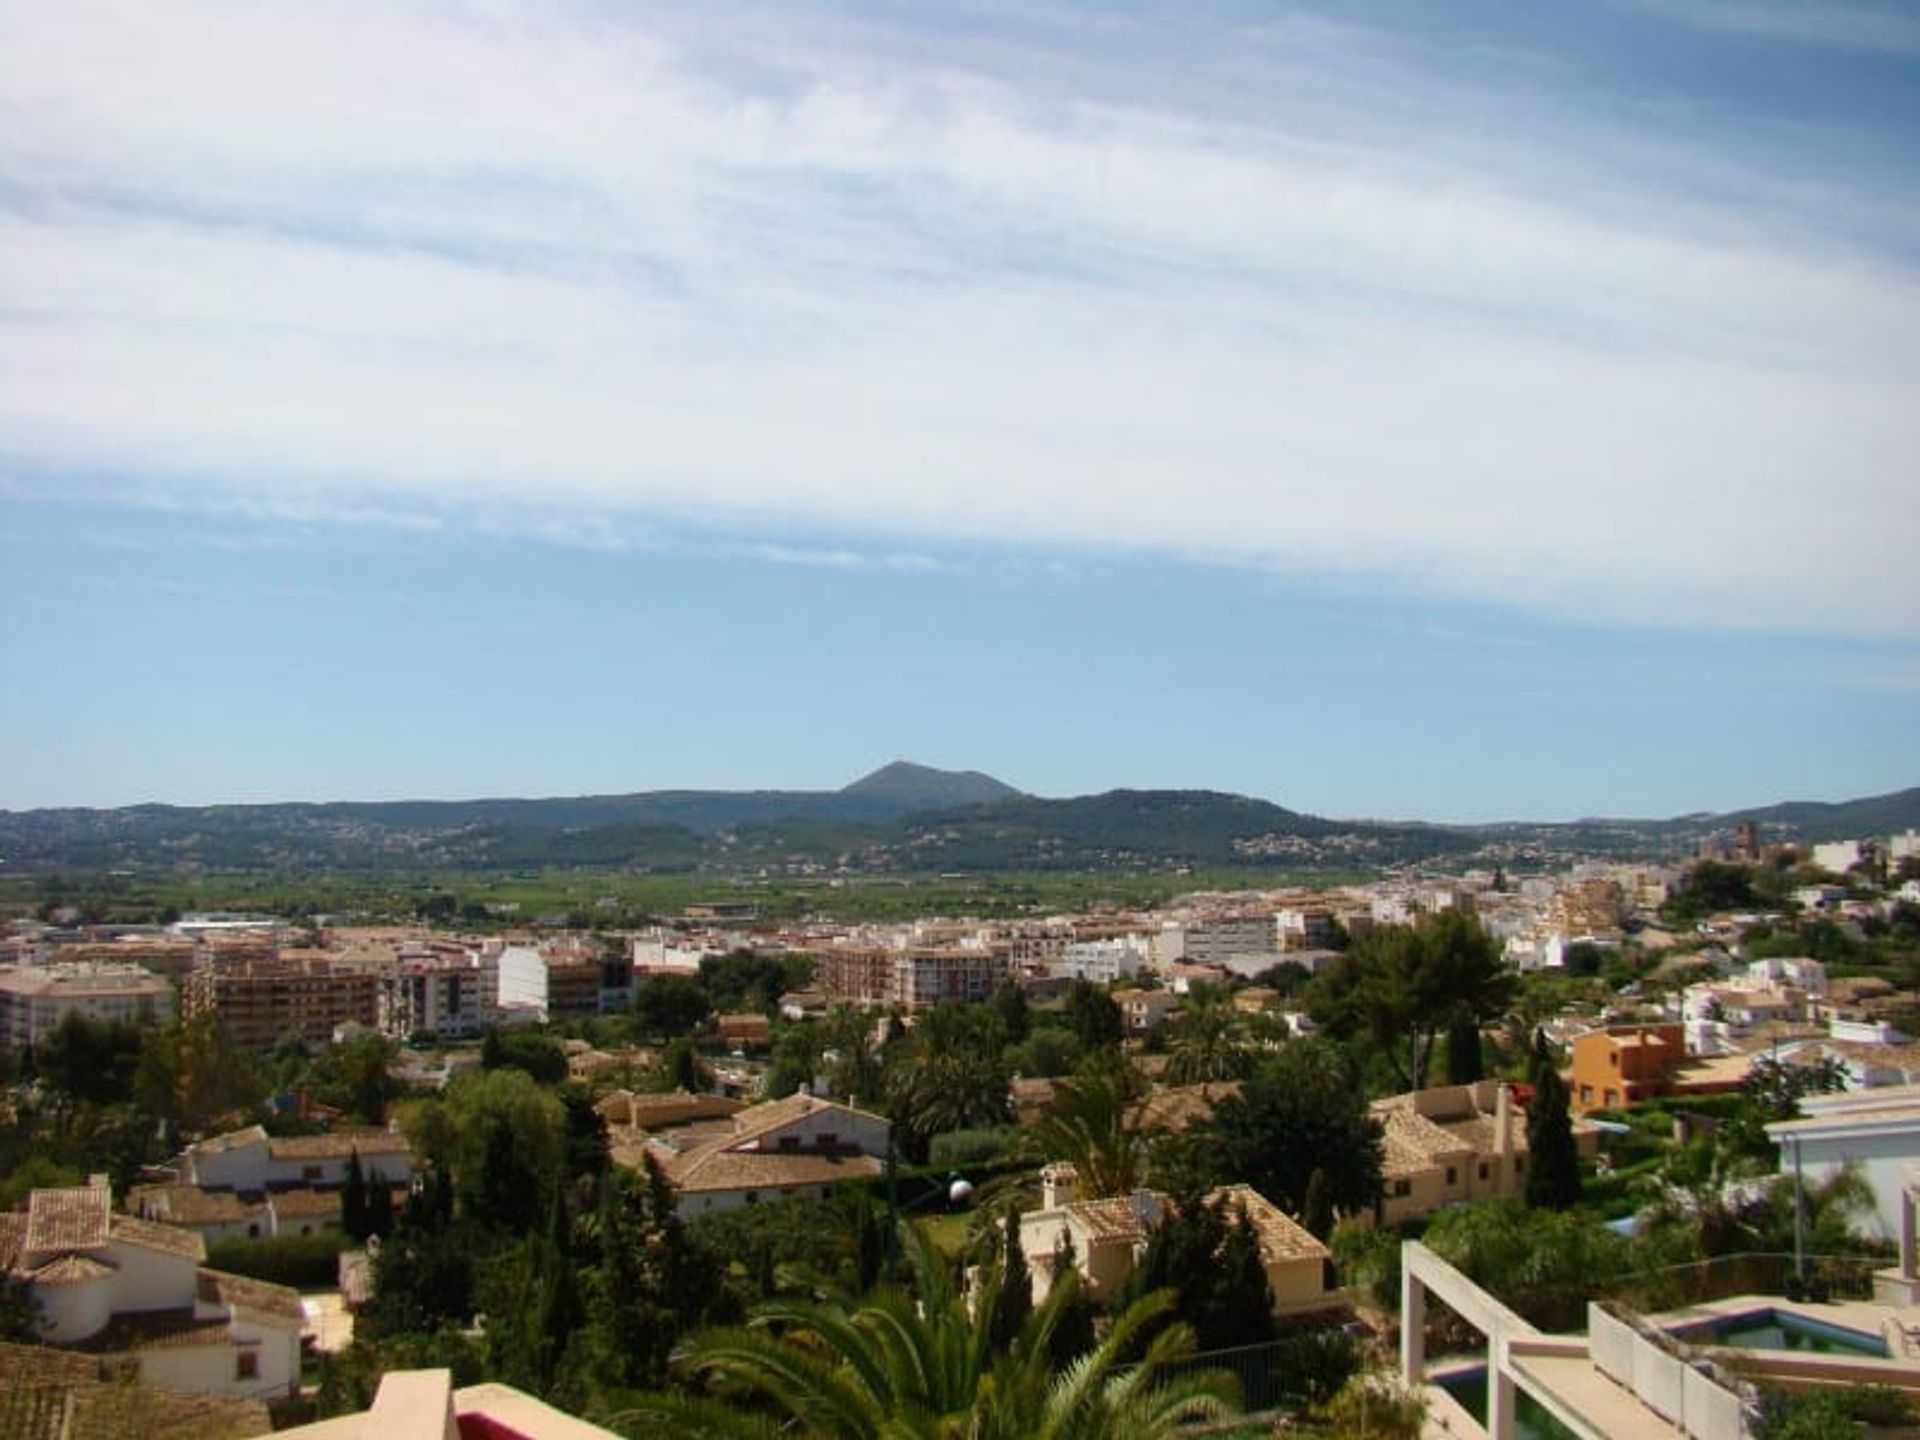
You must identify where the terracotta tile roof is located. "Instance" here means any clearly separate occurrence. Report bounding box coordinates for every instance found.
[267,1130,411,1161]
[26,1253,117,1285]
[0,1213,24,1270]
[108,1213,208,1262]
[269,1189,342,1220]
[655,1147,883,1194]
[198,1267,307,1326]
[1437,1114,1528,1158]
[596,1089,744,1129]
[0,1339,272,1439]
[1205,1185,1330,1264]
[128,1185,261,1228]
[1134,1081,1241,1132]
[25,1187,110,1252]
[189,1125,269,1158]
[1065,1196,1154,1245]
[73,1309,233,1355]
[1375,1108,1472,1177]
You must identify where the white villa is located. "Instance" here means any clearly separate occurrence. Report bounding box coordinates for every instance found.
[0,1178,304,1402]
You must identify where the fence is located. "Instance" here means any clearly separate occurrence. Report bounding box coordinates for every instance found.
[1592,1252,1881,1315]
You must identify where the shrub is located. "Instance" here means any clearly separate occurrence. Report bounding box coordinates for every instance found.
[207,1230,351,1290]
[929,1127,1019,1167]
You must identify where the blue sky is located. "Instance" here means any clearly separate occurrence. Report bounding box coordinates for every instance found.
[1,0,1915,821]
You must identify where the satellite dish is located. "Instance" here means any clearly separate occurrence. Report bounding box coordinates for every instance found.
[948,1178,975,1206]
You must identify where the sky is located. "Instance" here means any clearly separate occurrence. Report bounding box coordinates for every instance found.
[0,0,1916,822]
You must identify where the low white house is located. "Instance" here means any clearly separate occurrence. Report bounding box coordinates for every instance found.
[182,1124,415,1193]
[635,1093,890,1217]
[0,1179,303,1401]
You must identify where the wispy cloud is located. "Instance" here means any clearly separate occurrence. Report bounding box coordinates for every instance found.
[0,1,1915,638]
[1625,0,1920,55]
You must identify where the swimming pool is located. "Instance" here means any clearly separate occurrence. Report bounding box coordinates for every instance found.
[1437,1370,1578,1440]
[1686,1308,1888,1357]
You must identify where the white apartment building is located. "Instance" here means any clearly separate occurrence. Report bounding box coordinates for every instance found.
[630,933,721,976]
[1813,839,1865,875]
[1171,918,1276,968]
[1058,937,1149,984]
[0,962,174,1051]
[378,943,496,1040]
[494,944,548,1021]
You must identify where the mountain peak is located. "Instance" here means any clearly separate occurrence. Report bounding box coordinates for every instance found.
[840,761,1023,808]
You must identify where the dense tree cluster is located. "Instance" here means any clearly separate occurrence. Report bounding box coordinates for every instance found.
[1307,911,1515,1091]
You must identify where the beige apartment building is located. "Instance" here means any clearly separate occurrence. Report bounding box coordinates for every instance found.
[0,962,174,1051]
[183,954,379,1051]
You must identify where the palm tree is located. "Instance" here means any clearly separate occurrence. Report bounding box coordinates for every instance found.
[1020,1063,1156,1201]
[1162,987,1255,1086]
[620,1227,1236,1439]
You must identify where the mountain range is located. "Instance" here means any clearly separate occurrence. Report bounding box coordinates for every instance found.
[0,763,1913,877]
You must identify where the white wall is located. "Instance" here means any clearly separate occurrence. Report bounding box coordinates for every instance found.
[189,1138,271,1191]
[495,946,547,1015]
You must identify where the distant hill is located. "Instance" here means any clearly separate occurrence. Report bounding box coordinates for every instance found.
[1711,787,1920,844]
[0,772,1911,878]
[840,761,1024,811]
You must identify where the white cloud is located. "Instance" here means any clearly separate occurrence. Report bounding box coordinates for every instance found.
[0,1,1916,636]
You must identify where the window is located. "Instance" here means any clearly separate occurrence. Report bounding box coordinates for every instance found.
[1579,1085,1593,1104]
[1445,1168,1457,1186]
[817,1132,837,1150]
[236,1351,259,1381]
[744,1191,759,1204]
[1392,1180,1411,1197]
[1478,1162,1489,1180]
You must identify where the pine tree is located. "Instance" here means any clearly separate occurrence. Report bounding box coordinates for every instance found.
[1525,1066,1583,1209]
[341,1149,370,1242]
[988,1209,1032,1353]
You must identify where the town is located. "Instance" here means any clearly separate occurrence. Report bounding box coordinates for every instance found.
[3,822,1919,1438]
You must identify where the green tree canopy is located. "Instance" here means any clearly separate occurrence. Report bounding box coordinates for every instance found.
[1307,911,1515,1091]
[1208,1038,1384,1221]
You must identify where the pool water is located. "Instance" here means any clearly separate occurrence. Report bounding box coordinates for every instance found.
[1438,1371,1579,1440]
[1698,1310,1887,1357]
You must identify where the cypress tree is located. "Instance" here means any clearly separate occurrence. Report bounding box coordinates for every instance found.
[1303,1167,1333,1240]
[1445,1014,1484,1085]
[366,1168,395,1239]
[532,1191,582,1395]
[341,1149,369,1242]
[1525,1066,1583,1209]
[1046,1232,1097,1369]
[1529,1029,1555,1088]
[988,1209,1032,1353]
